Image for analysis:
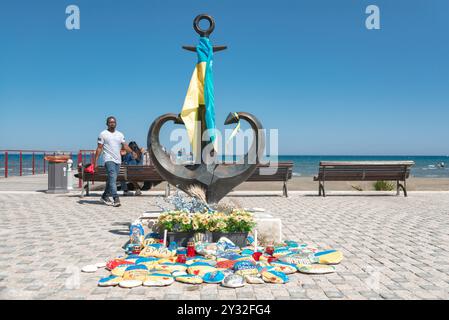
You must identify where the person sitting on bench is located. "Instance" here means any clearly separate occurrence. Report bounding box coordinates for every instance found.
[121,141,145,196]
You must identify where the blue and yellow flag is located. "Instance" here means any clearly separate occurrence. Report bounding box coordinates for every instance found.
[180,37,216,156]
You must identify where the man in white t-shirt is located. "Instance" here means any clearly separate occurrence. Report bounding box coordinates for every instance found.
[94,116,133,207]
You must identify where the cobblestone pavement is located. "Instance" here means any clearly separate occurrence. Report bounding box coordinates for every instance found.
[0,191,449,300]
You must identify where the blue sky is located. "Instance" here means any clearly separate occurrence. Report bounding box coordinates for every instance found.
[0,0,448,155]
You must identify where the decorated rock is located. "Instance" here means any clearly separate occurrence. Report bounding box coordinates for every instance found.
[216,237,239,252]
[135,257,159,269]
[129,222,144,245]
[111,264,129,277]
[279,253,315,266]
[244,275,265,284]
[148,270,172,276]
[272,247,292,258]
[98,275,122,287]
[139,246,176,258]
[261,270,289,284]
[154,263,187,273]
[284,240,300,248]
[187,262,217,277]
[216,252,242,261]
[124,254,142,264]
[143,233,161,247]
[81,265,98,273]
[298,264,336,274]
[233,261,258,276]
[157,257,178,264]
[240,248,254,256]
[235,256,256,264]
[195,243,218,256]
[313,250,343,265]
[118,279,142,288]
[202,271,225,284]
[106,258,134,271]
[175,274,203,284]
[172,271,188,277]
[216,260,236,269]
[269,261,298,274]
[122,264,149,281]
[221,274,245,288]
[185,257,207,265]
[143,274,174,287]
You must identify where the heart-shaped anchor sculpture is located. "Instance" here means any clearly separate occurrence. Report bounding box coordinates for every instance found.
[147,112,265,204]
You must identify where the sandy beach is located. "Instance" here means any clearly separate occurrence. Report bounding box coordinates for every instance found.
[150,177,449,192]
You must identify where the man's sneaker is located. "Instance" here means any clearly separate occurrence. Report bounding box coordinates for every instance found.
[112,198,121,207]
[100,196,113,206]
[123,191,133,196]
[135,189,142,196]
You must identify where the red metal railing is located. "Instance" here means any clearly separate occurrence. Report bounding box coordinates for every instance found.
[0,149,78,179]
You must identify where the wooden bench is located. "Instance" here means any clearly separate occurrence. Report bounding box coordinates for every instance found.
[76,165,163,197]
[245,162,294,197]
[313,161,415,197]
[76,161,293,197]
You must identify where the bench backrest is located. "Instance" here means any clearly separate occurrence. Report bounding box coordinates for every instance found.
[316,161,414,181]
[78,161,294,183]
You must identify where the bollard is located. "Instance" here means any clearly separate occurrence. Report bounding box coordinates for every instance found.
[78,151,82,188]
[4,151,8,178]
[67,159,73,190]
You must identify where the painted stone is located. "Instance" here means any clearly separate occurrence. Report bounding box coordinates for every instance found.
[172,271,188,277]
[98,275,122,287]
[216,237,239,252]
[124,254,141,264]
[244,275,265,284]
[81,265,98,273]
[157,257,178,264]
[216,252,242,261]
[135,257,159,269]
[233,261,258,276]
[221,274,245,288]
[187,262,217,277]
[195,243,218,256]
[122,264,149,281]
[269,261,298,274]
[139,245,175,258]
[216,260,236,269]
[313,250,343,265]
[261,270,289,284]
[143,274,174,287]
[106,259,133,271]
[279,254,315,266]
[272,248,292,258]
[111,264,129,277]
[118,279,142,288]
[154,263,187,273]
[175,274,203,284]
[202,271,225,284]
[298,264,336,274]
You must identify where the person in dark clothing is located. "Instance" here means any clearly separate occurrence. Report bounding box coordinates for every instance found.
[121,141,145,196]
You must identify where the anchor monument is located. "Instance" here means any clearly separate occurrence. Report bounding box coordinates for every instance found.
[148,14,265,204]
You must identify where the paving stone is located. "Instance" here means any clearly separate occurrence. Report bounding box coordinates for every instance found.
[1,192,449,300]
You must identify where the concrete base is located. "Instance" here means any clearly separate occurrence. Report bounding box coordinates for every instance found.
[254,212,283,244]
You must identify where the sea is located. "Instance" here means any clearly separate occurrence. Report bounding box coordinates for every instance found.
[0,154,448,178]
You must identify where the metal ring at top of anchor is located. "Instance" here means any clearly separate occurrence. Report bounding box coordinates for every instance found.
[193,14,215,37]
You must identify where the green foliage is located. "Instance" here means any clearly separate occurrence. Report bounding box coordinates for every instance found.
[374,180,395,191]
